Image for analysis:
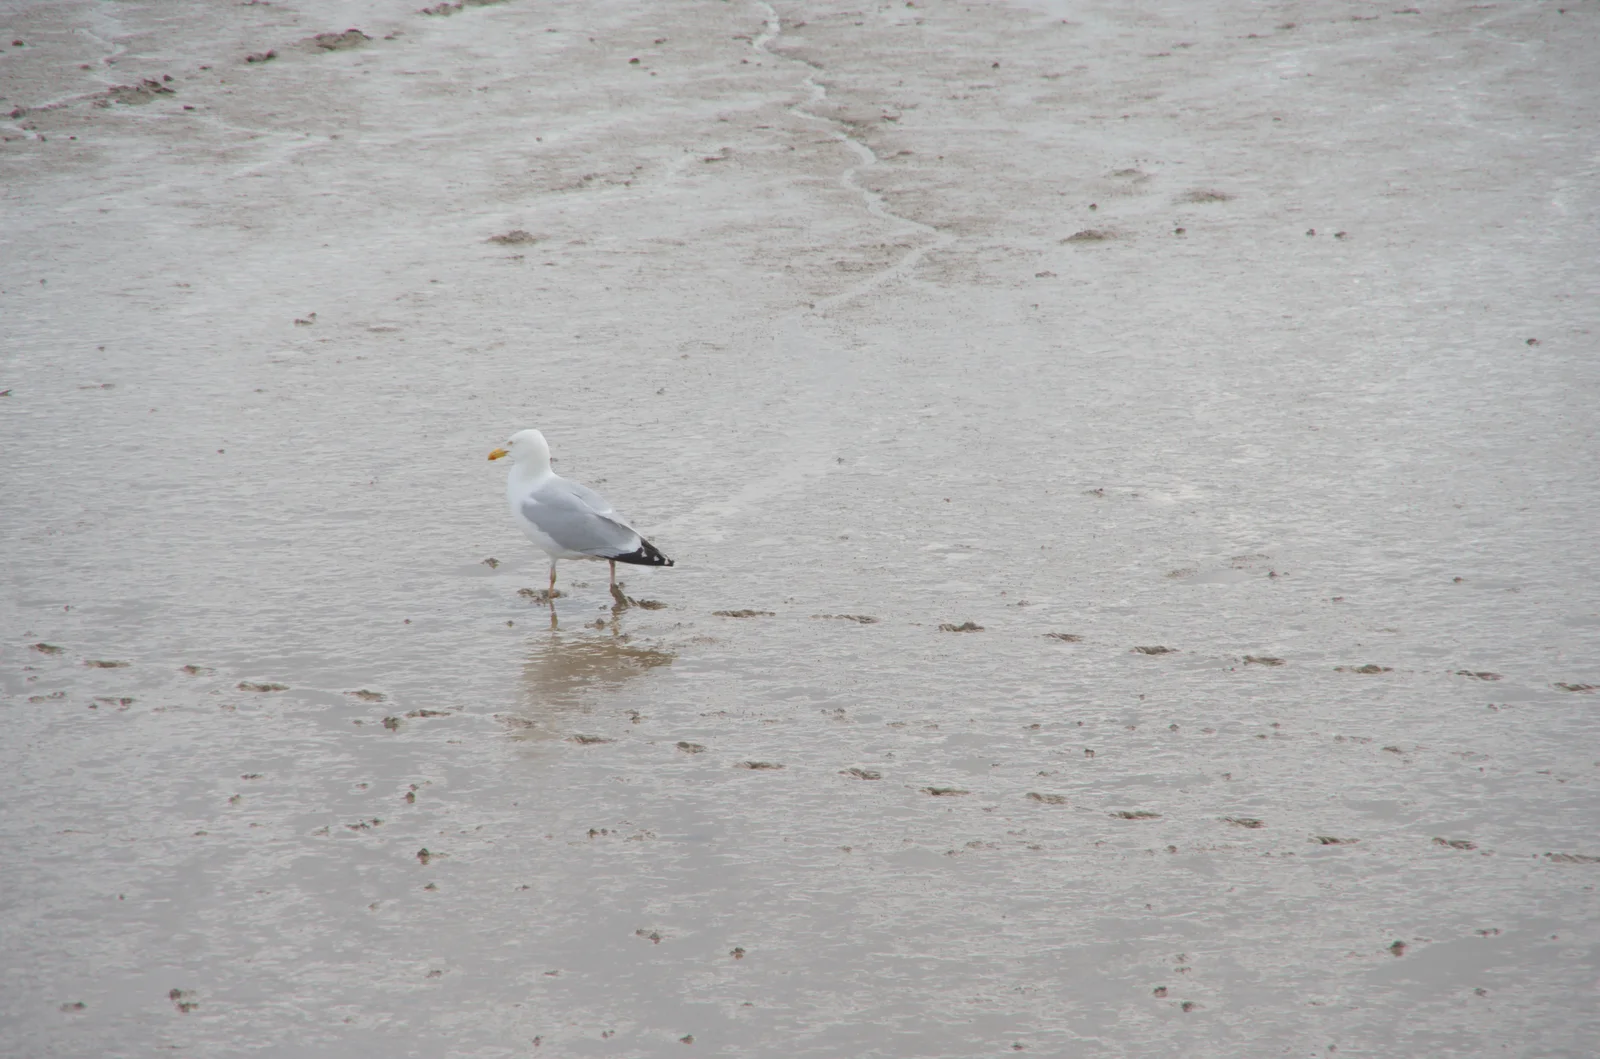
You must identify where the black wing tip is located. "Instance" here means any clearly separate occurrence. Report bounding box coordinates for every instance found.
[609,539,674,567]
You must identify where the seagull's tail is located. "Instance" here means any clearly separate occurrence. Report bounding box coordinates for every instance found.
[609,538,674,567]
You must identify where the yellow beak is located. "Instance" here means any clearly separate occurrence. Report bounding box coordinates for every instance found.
[487,447,508,461]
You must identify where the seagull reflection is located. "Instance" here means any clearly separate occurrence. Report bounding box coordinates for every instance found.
[505,633,674,740]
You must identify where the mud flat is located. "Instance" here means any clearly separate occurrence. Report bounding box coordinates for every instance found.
[3,1,1597,1056]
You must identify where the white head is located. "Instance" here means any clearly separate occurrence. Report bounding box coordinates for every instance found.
[487,428,552,471]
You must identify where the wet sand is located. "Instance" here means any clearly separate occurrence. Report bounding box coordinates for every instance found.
[3,0,1598,1055]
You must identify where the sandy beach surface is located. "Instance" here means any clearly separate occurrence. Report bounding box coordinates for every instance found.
[3,0,1598,1055]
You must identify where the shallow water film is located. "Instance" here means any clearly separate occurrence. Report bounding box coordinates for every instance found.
[3,0,1598,1056]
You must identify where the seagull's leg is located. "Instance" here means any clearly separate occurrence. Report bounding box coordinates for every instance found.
[548,560,558,598]
[608,560,629,609]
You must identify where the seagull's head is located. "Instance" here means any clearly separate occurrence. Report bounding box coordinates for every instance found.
[488,428,551,468]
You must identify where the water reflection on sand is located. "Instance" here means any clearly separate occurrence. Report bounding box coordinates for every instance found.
[506,629,674,739]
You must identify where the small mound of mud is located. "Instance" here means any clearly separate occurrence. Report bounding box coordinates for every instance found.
[1027,792,1067,804]
[628,598,668,610]
[923,786,969,796]
[406,709,450,718]
[736,761,784,770]
[347,689,386,702]
[1314,836,1358,845]
[1553,682,1596,693]
[568,734,613,745]
[1544,852,1600,864]
[420,0,508,13]
[1338,664,1392,674]
[1244,655,1283,666]
[99,79,175,106]
[487,229,537,245]
[1111,810,1161,819]
[939,622,983,632]
[518,588,561,602]
[180,664,213,675]
[29,642,63,655]
[1063,229,1112,243]
[244,50,276,63]
[1455,670,1501,681]
[238,681,288,692]
[840,767,881,780]
[1224,817,1265,828]
[1044,632,1082,642]
[1132,645,1175,655]
[1182,189,1232,203]
[1433,837,1476,850]
[715,609,773,618]
[813,613,879,624]
[309,29,371,51]
[84,659,130,668]
[675,741,706,754]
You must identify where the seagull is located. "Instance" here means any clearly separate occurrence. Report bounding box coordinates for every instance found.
[489,428,674,597]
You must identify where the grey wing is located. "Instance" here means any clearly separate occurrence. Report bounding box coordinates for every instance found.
[520,479,641,557]
[560,478,619,518]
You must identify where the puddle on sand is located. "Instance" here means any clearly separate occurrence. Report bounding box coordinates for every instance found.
[509,633,674,738]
